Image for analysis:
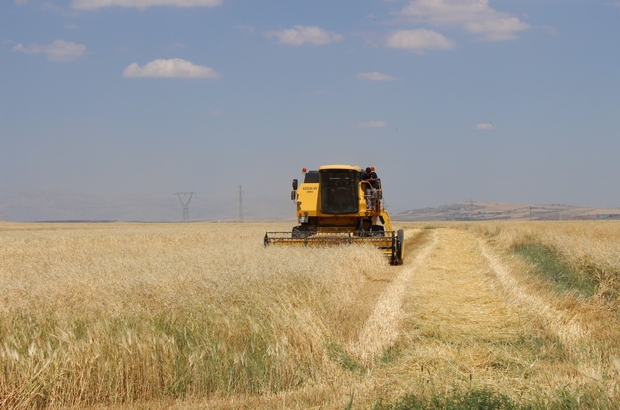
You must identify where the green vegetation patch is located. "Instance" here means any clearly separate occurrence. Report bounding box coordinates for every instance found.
[375,388,524,410]
[326,341,364,373]
[513,243,597,298]
[374,386,616,410]
[380,346,400,365]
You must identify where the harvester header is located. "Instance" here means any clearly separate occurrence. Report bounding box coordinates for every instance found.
[264,164,404,265]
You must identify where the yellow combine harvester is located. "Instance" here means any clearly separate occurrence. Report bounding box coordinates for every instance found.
[264,165,404,265]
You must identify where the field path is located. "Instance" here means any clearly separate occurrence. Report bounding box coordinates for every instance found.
[402,229,529,358]
[351,230,439,361]
[477,237,586,345]
[354,228,538,370]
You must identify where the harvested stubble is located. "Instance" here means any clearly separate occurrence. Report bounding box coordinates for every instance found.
[0,222,390,408]
[470,222,620,374]
[388,222,620,409]
[469,221,620,299]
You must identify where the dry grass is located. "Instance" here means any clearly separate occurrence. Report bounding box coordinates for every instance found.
[473,221,620,300]
[0,222,392,408]
[349,230,438,363]
[2,221,620,409]
[462,222,620,353]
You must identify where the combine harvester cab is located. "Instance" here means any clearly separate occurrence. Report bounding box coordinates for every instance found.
[264,165,404,265]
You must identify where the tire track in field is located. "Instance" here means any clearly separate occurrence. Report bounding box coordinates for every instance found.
[477,237,586,344]
[351,230,439,362]
[353,229,585,365]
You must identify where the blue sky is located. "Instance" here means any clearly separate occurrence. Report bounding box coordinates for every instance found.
[1,0,619,221]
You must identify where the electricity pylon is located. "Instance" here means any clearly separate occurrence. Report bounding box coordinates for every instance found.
[238,185,244,222]
[175,192,195,222]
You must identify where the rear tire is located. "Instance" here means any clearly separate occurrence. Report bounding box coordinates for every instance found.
[292,225,311,238]
[396,229,404,265]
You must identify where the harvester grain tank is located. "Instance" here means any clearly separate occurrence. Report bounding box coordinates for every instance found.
[264,165,404,265]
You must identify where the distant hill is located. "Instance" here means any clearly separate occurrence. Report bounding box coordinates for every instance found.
[393,202,620,221]
[4,191,620,224]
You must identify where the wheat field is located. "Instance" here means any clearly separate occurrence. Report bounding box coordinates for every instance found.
[1,221,620,409]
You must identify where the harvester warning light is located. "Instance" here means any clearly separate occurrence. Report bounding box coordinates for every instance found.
[302,168,307,173]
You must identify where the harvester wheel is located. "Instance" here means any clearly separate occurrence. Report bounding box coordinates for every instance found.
[292,225,309,239]
[370,225,385,237]
[396,229,405,265]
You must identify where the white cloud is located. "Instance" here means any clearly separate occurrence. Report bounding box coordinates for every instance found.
[12,39,87,61]
[356,71,402,81]
[71,0,222,10]
[400,0,529,42]
[265,25,344,46]
[66,23,79,29]
[605,2,620,6]
[15,0,28,5]
[206,110,220,116]
[123,58,222,79]
[465,18,528,41]
[386,29,455,51]
[358,121,387,128]
[476,123,494,130]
